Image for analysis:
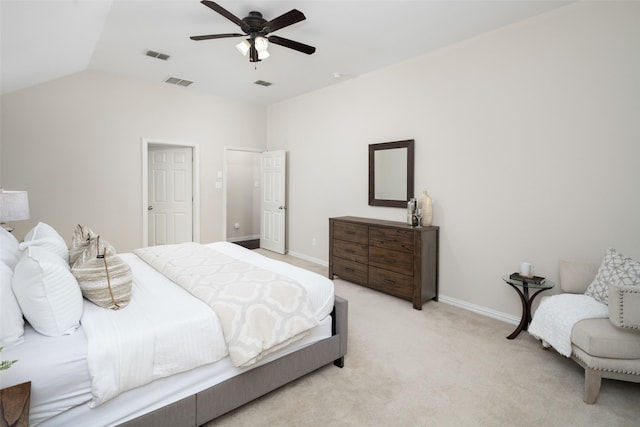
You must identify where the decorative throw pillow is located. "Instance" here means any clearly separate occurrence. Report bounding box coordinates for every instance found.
[12,245,83,336]
[71,236,132,310]
[68,224,97,266]
[0,227,22,269]
[0,262,24,346]
[19,222,69,263]
[585,248,640,305]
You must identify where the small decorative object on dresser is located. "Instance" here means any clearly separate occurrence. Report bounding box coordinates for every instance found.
[329,216,439,310]
[419,191,433,227]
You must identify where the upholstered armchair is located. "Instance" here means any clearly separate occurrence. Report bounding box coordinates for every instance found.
[529,251,640,404]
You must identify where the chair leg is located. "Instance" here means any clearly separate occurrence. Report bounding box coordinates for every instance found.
[584,367,602,404]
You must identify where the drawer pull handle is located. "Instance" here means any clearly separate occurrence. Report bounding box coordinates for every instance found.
[346,231,356,235]
[385,259,396,264]
[345,268,355,273]
[346,249,354,254]
[384,279,396,285]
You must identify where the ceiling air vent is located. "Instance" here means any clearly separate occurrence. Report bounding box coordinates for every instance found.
[165,77,193,87]
[254,80,273,87]
[146,50,170,61]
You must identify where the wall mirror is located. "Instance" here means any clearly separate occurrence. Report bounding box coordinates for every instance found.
[368,139,414,207]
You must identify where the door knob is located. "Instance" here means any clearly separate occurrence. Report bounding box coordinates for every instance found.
[148,206,153,211]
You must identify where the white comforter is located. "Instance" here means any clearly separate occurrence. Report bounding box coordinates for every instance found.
[528,294,608,357]
[81,253,227,407]
[134,243,319,367]
[81,242,330,407]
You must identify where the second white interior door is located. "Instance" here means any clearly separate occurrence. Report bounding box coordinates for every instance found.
[260,150,286,254]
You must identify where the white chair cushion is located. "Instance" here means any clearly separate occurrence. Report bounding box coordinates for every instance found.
[12,246,82,336]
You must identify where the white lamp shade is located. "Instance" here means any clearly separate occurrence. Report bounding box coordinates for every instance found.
[254,37,269,52]
[0,190,30,222]
[235,40,251,56]
[258,50,270,60]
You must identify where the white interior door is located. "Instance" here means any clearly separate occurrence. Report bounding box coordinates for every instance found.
[148,146,193,245]
[260,150,286,254]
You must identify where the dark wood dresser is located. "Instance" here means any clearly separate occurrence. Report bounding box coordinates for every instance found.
[329,216,439,310]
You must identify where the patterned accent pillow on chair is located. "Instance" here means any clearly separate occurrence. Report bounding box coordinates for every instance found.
[585,248,640,305]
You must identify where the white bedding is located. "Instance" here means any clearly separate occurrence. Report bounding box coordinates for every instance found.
[0,325,91,425]
[82,252,228,407]
[206,242,334,319]
[134,242,320,368]
[2,241,335,426]
[40,317,332,427]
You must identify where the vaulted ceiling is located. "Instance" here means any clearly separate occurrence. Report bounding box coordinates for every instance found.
[1,0,571,105]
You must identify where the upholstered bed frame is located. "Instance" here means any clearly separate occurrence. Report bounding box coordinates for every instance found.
[118,295,348,427]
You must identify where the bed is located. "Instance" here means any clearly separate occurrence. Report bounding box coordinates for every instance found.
[0,224,347,427]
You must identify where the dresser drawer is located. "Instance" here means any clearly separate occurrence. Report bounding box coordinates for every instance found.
[369,246,414,276]
[333,240,368,264]
[369,228,413,253]
[333,221,368,244]
[333,258,367,285]
[368,266,413,300]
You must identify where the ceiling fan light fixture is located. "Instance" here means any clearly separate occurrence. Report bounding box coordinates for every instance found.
[235,39,251,56]
[191,2,315,63]
[254,36,269,52]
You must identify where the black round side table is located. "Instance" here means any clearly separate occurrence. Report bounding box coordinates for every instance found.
[503,275,554,339]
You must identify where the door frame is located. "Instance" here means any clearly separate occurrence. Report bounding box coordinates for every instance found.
[141,138,201,247]
[222,146,263,242]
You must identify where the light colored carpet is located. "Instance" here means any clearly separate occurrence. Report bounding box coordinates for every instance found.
[207,251,640,426]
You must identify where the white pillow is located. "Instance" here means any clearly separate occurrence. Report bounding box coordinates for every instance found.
[0,261,24,346]
[19,222,69,263]
[12,246,83,336]
[0,227,22,269]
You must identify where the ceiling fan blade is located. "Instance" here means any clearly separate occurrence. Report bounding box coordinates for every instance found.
[190,33,244,41]
[265,9,306,33]
[268,35,316,55]
[200,0,244,27]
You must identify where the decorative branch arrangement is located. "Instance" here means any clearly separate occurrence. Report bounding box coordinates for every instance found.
[0,346,17,371]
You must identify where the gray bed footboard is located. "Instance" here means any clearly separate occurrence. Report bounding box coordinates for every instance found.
[119,295,348,427]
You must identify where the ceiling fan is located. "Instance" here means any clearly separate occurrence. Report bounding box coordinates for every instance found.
[190,0,316,63]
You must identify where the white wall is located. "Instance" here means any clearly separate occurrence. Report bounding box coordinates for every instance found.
[225,149,261,241]
[267,2,640,319]
[1,70,267,251]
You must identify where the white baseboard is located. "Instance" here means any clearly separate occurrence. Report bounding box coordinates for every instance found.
[227,235,260,243]
[285,250,518,327]
[287,250,328,267]
[438,295,520,326]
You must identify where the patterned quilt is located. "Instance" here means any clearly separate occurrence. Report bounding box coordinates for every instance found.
[134,243,319,367]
